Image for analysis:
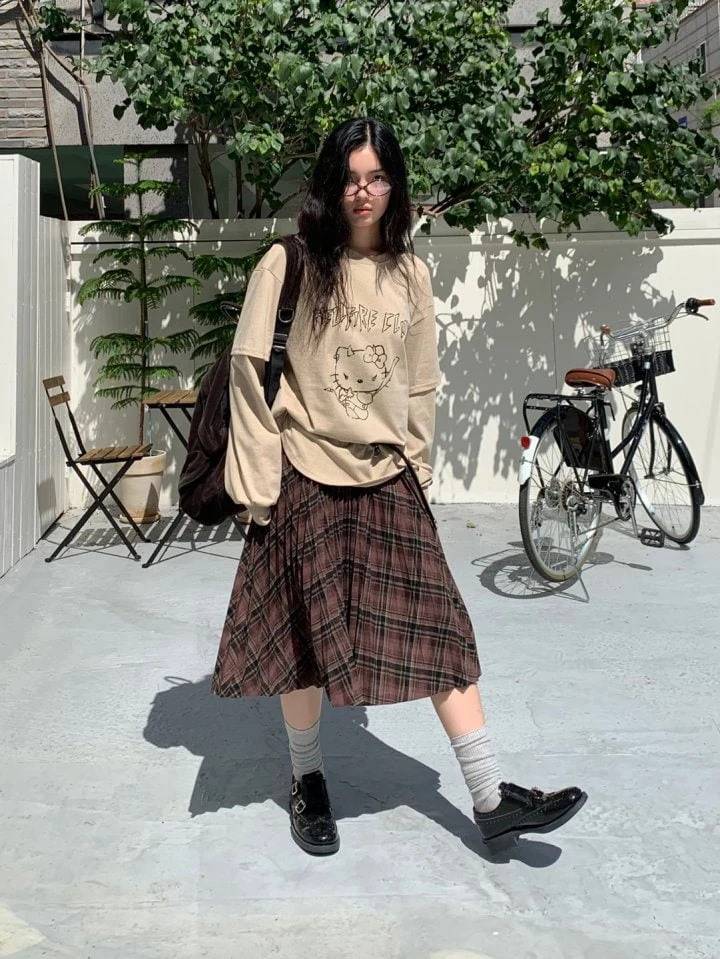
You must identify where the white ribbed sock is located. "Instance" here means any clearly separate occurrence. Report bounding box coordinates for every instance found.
[284,718,323,779]
[451,726,502,812]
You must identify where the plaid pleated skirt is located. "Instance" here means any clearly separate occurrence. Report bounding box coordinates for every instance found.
[212,456,480,707]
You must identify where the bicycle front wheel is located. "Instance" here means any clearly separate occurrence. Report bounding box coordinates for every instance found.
[621,408,701,544]
[519,410,603,582]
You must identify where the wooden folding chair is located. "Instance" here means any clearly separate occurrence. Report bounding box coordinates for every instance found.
[42,375,153,562]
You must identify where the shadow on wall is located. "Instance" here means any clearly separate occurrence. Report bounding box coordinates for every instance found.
[71,217,671,507]
[427,228,667,499]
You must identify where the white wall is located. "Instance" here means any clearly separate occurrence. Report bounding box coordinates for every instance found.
[37,217,72,532]
[0,156,70,579]
[69,211,720,509]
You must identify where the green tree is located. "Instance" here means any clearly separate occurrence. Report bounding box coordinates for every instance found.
[87,0,720,245]
[506,0,720,243]
[77,155,202,444]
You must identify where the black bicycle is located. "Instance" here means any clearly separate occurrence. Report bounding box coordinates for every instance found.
[517,297,714,582]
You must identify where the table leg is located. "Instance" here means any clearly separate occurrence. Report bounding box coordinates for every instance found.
[144,402,248,564]
[142,508,188,568]
[158,406,190,449]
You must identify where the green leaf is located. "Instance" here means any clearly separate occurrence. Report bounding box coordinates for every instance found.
[192,254,251,280]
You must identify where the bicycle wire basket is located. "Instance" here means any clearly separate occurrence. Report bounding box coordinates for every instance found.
[595,324,675,387]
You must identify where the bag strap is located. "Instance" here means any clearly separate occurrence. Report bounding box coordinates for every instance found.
[264,235,303,407]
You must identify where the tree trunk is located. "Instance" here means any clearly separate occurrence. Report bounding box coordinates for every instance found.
[138,281,148,447]
[138,226,148,444]
[250,180,264,218]
[235,156,245,217]
[138,193,148,446]
[194,131,220,219]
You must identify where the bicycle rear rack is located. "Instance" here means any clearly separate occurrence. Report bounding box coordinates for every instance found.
[522,391,607,433]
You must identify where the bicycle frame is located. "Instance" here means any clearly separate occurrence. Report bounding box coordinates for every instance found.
[521,345,704,508]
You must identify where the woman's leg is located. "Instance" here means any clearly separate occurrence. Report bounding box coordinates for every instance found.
[433,684,588,849]
[281,686,339,855]
[431,683,486,738]
[281,686,324,778]
[432,684,501,812]
[281,686,323,730]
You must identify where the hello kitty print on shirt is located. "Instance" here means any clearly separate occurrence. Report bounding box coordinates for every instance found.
[326,344,400,420]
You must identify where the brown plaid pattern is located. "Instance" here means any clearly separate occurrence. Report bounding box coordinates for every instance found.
[212,457,480,707]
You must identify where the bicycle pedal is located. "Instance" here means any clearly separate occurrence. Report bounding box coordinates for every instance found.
[639,527,665,548]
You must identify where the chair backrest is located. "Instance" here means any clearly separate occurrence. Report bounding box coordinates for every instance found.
[42,376,86,461]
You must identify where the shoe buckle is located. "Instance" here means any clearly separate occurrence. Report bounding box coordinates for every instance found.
[294,799,306,814]
[291,781,299,796]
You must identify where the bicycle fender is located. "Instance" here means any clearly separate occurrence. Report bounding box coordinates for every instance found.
[518,436,540,485]
[653,409,706,506]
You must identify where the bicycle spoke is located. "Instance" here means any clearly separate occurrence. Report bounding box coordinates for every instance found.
[519,412,602,581]
[623,412,697,542]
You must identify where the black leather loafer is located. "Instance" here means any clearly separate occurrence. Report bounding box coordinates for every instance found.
[474,781,587,853]
[289,771,340,856]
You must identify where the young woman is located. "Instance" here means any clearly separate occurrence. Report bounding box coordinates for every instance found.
[212,117,587,856]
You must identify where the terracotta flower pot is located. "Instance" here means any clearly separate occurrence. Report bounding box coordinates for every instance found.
[116,449,167,524]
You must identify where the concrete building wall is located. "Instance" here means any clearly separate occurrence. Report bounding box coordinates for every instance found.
[644,0,720,132]
[508,0,562,26]
[641,0,720,207]
[0,6,46,148]
[39,0,182,147]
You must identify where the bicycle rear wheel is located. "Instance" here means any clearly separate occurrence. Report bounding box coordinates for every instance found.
[519,410,603,582]
[621,408,701,544]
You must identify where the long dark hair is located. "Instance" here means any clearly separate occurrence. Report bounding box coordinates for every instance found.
[296,117,418,342]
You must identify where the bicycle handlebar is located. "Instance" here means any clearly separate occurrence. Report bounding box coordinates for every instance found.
[600,296,715,342]
[686,297,716,312]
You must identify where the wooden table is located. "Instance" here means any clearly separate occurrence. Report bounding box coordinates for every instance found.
[144,389,198,446]
[142,389,247,567]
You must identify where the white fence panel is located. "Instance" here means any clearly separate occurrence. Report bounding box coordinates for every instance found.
[14,155,39,562]
[36,216,70,534]
[0,156,69,579]
[0,461,14,577]
[0,154,20,579]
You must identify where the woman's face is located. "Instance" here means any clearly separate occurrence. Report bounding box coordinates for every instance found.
[341,145,391,235]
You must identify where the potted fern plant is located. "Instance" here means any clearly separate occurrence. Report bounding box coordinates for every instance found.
[189,239,277,381]
[78,153,202,523]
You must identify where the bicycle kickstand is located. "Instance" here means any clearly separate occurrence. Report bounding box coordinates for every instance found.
[567,515,589,594]
[629,503,640,540]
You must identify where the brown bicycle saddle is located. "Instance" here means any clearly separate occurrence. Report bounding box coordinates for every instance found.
[564,367,617,390]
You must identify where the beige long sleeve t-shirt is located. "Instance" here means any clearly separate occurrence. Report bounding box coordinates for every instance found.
[224,242,441,525]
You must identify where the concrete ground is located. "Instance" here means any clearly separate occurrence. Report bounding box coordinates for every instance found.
[0,504,718,959]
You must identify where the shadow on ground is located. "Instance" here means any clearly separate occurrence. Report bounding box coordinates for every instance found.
[143,674,563,868]
[40,512,245,565]
[473,538,653,601]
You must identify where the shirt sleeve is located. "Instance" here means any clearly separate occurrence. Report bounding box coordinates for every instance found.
[222,245,287,524]
[406,388,436,489]
[223,353,281,526]
[230,244,286,361]
[405,259,442,396]
[405,259,441,488]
